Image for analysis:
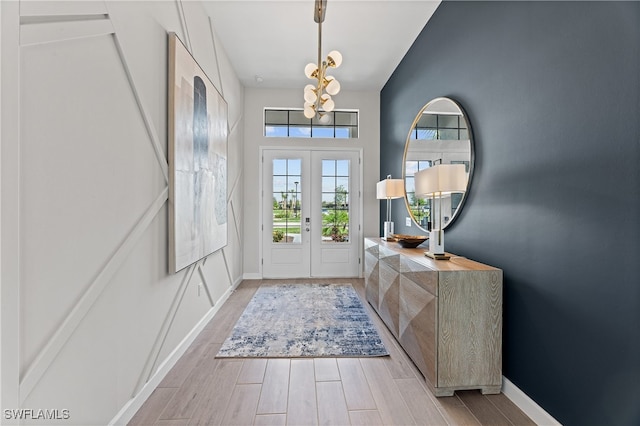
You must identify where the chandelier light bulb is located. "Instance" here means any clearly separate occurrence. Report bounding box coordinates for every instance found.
[319,113,331,124]
[305,63,319,79]
[304,85,318,103]
[326,50,343,68]
[325,76,341,96]
[321,94,335,112]
[304,102,316,119]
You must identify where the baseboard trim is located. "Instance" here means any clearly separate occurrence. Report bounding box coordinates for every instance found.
[243,272,262,280]
[502,376,562,425]
[108,284,237,425]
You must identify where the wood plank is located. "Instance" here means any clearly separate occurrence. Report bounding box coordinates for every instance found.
[220,384,262,425]
[237,358,267,384]
[336,358,376,410]
[188,359,243,425]
[287,359,318,425]
[434,394,482,425]
[158,342,208,388]
[380,346,418,380]
[197,280,260,344]
[257,359,290,414]
[157,344,220,420]
[154,419,189,425]
[394,378,448,425]
[359,357,416,425]
[254,414,287,426]
[127,387,176,425]
[313,358,340,382]
[485,393,537,426]
[348,410,384,425]
[457,390,512,426]
[316,381,350,425]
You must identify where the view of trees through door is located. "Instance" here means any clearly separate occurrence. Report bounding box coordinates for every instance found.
[271,158,302,244]
[320,159,350,243]
[271,159,351,245]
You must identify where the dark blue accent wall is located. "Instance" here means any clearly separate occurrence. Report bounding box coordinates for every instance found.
[380,2,640,425]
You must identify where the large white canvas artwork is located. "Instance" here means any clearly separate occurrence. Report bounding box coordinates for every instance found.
[168,33,228,273]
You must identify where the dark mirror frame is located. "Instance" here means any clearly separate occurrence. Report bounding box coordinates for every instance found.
[401,97,475,232]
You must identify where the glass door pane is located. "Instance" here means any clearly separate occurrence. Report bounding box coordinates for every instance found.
[320,159,350,243]
[272,158,302,244]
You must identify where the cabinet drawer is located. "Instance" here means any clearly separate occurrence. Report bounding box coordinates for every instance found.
[378,245,400,271]
[400,257,438,296]
[364,250,379,309]
[378,260,400,338]
[399,275,437,385]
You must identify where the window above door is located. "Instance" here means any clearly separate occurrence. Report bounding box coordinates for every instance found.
[264,109,358,139]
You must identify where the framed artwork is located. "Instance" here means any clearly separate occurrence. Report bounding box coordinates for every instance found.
[168,32,228,273]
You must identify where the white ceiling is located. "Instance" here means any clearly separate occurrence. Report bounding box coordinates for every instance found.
[203,0,441,91]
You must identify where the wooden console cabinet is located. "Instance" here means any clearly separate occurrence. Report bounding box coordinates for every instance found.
[364,237,503,396]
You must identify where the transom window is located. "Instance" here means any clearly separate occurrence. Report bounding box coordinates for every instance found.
[264,109,358,138]
[410,113,468,140]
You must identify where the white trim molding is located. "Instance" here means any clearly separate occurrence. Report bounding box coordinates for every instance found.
[243,272,263,280]
[502,376,562,426]
[108,279,242,426]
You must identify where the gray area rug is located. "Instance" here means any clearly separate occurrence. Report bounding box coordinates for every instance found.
[216,283,389,357]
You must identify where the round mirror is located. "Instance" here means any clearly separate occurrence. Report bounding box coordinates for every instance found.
[402,97,473,232]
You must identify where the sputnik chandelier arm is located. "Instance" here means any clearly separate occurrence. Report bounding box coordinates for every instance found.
[303,0,342,123]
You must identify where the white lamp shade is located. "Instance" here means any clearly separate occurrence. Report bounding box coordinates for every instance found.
[304,63,318,79]
[376,178,405,199]
[319,113,331,124]
[325,76,340,95]
[303,103,316,118]
[414,167,437,197]
[439,164,467,193]
[415,164,467,197]
[321,94,334,112]
[327,50,342,68]
[304,85,317,103]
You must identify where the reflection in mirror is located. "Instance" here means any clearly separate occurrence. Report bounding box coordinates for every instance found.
[402,97,473,232]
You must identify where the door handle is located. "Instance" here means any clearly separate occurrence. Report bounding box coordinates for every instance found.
[305,217,310,232]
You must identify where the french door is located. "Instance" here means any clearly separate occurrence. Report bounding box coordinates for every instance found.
[262,149,361,278]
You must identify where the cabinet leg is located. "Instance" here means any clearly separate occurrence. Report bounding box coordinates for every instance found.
[434,389,456,397]
[480,385,502,395]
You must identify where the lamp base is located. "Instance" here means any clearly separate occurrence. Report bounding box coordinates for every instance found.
[424,251,452,260]
[428,229,444,254]
[382,221,395,241]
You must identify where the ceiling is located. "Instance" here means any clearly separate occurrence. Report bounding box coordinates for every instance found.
[203,0,441,91]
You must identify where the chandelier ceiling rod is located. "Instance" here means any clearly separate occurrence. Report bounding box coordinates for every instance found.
[303,0,342,123]
[316,1,323,71]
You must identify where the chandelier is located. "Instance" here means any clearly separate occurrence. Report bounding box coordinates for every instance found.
[303,0,342,123]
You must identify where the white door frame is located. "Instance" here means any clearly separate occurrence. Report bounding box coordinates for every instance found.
[259,146,363,279]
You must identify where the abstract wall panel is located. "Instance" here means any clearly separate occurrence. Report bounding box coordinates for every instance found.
[168,32,228,273]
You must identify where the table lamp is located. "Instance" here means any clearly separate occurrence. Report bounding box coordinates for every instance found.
[376,175,404,241]
[414,164,467,259]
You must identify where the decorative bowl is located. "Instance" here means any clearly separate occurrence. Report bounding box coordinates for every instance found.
[391,234,428,248]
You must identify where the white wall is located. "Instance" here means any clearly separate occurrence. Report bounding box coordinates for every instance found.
[242,88,380,277]
[0,1,244,424]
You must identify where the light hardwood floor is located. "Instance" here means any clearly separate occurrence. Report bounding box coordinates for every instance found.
[129,278,535,426]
